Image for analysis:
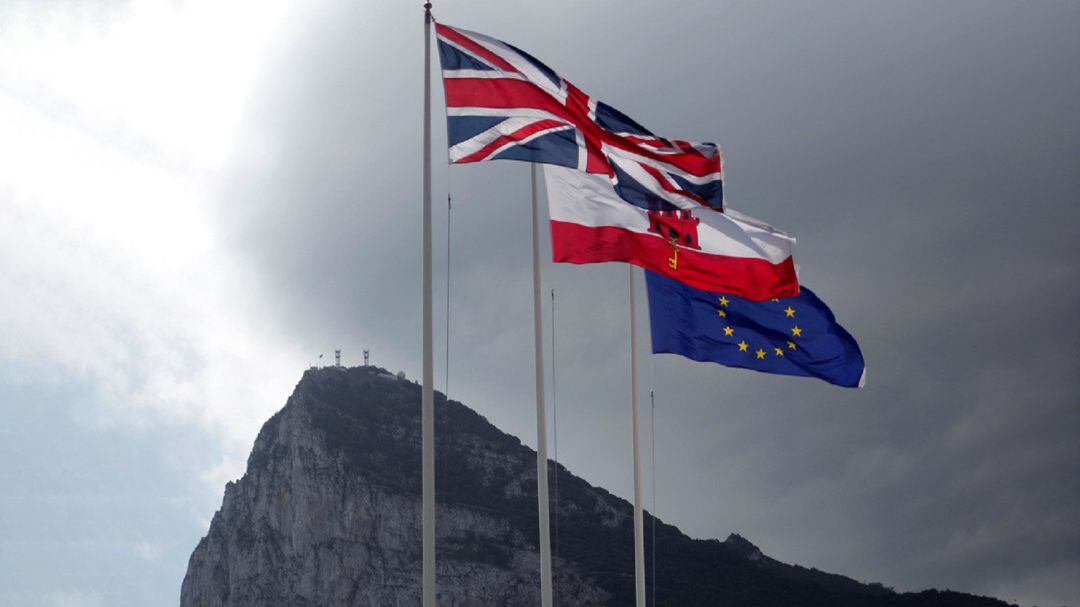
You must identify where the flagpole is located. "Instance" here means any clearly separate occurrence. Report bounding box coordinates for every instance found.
[421,3,436,607]
[532,164,554,607]
[630,266,646,607]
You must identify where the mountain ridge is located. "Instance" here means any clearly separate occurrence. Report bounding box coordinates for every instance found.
[181,365,1015,606]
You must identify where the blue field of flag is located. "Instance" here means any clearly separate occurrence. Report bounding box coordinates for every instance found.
[646,271,865,388]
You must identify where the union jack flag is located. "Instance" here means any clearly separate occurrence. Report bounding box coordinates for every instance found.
[435,23,724,211]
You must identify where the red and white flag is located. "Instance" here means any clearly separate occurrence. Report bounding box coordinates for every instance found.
[545,165,799,301]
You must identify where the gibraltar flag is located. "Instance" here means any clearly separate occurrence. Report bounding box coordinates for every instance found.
[545,165,799,301]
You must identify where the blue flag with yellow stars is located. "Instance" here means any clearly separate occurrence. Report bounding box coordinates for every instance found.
[645,270,865,388]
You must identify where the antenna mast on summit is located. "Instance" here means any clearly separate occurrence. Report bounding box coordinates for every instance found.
[363,349,370,366]
[334,349,341,367]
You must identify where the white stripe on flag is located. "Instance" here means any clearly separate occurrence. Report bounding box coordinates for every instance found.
[544,165,795,264]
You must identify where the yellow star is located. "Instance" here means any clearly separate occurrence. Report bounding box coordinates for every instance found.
[717,309,727,318]
[774,347,784,357]
[723,326,734,337]
[791,325,803,337]
[770,298,780,302]
[755,348,766,359]
[738,340,749,352]
[718,296,729,307]
[787,341,797,350]
[784,306,795,317]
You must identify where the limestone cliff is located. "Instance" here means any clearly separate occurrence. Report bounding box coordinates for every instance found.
[181,366,1014,607]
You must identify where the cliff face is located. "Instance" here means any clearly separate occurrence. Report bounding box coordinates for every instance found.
[181,366,608,606]
[181,366,1013,607]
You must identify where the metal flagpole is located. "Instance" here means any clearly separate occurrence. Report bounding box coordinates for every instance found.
[630,266,647,606]
[532,164,554,607]
[421,3,436,607]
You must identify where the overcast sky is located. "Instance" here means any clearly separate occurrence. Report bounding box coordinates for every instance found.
[1,1,1077,606]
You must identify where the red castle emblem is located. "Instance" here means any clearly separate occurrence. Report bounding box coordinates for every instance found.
[647,209,701,270]
[647,209,701,250]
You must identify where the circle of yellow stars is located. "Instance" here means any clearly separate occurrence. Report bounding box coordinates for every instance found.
[718,296,802,360]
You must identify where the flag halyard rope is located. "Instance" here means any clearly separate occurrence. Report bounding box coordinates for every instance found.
[440,168,453,508]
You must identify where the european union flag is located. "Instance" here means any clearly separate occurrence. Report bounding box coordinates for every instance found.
[646,270,865,388]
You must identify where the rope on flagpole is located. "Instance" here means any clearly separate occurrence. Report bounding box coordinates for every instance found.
[441,164,452,509]
[444,185,451,402]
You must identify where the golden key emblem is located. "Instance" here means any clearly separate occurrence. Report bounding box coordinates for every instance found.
[667,239,679,270]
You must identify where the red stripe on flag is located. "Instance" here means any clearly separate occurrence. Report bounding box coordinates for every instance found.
[444,78,572,119]
[639,163,708,206]
[436,24,520,73]
[641,165,669,189]
[565,83,609,174]
[550,220,798,301]
[456,119,568,164]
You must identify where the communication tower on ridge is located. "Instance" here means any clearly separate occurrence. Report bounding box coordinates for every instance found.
[363,349,370,366]
[334,349,341,367]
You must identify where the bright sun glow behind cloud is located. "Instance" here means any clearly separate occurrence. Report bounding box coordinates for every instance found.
[0,0,303,485]
[2,0,288,169]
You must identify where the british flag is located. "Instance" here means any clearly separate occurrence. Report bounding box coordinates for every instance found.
[435,23,724,211]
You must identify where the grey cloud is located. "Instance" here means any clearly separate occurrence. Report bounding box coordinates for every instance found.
[213,2,1079,606]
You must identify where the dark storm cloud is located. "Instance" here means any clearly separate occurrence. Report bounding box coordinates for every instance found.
[215,2,1079,605]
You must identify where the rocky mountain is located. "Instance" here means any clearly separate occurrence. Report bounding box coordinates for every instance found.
[181,365,1014,606]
